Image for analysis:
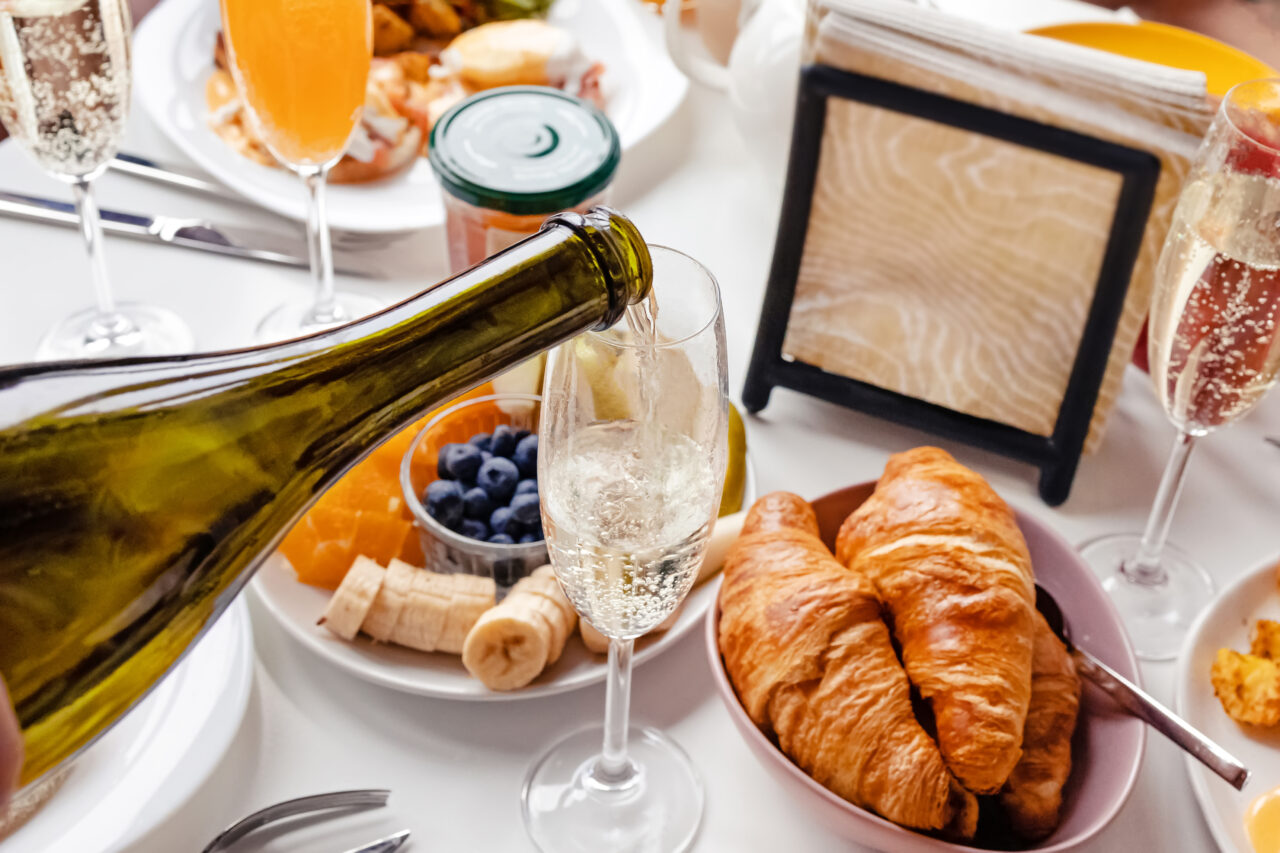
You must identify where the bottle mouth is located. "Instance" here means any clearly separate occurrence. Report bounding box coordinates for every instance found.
[587,244,723,350]
[541,207,653,330]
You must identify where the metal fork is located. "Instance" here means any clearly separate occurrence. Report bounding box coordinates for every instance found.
[201,789,408,853]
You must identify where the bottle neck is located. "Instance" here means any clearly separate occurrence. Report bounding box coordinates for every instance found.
[0,207,652,432]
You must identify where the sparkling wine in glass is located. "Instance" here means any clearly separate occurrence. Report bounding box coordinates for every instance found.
[0,0,193,359]
[1081,78,1280,660]
[219,0,381,342]
[526,246,728,853]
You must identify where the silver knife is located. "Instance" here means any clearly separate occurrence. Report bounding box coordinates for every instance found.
[0,190,378,278]
[343,829,411,853]
[110,152,243,203]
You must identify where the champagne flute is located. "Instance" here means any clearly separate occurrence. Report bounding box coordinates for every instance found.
[219,0,381,342]
[1081,78,1280,660]
[525,246,728,853]
[0,0,193,359]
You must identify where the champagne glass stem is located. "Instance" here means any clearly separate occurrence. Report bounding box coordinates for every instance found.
[598,637,636,784]
[1123,430,1197,585]
[300,164,340,326]
[71,177,133,342]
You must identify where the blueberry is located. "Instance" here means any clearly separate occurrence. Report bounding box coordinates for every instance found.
[459,518,489,541]
[463,486,493,520]
[442,443,484,482]
[424,479,464,528]
[510,491,541,525]
[468,432,492,453]
[488,533,515,545]
[513,434,538,478]
[436,443,463,479]
[518,532,540,544]
[489,505,515,536]
[514,478,538,498]
[490,424,517,458]
[477,456,519,503]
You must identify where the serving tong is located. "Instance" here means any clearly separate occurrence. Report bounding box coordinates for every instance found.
[200,789,409,853]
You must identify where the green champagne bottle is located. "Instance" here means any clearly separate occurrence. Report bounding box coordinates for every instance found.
[0,208,651,784]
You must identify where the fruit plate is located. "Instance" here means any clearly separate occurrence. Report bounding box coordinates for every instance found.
[251,460,754,701]
[132,0,688,233]
[1175,556,1280,853]
[0,601,253,853]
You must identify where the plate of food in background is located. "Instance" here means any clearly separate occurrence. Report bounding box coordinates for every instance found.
[1177,557,1280,853]
[132,0,687,232]
[251,380,753,701]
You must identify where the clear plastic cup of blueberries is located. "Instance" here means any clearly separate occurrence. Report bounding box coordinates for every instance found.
[400,393,547,595]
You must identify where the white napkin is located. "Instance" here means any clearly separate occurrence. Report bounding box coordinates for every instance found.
[813,0,1208,157]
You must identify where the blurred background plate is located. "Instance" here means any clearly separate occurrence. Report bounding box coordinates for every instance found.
[133,0,688,233]
[1176,557,1280,853]
[1028,20,1276,95]
[0,601,253,853]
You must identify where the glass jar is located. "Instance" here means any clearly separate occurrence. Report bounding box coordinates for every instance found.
[429,86,621,273]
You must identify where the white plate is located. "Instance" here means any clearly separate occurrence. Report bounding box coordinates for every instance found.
[1,600,254,853]
[132,0,688,233]
[253,550,719,701]
[253,458,753,700]
[1176,556,1280,853]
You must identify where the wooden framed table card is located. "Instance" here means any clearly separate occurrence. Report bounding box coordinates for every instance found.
[743,64,1163,505]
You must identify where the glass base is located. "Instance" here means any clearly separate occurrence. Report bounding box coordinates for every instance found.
[34,303,194,360]
[255,292,383,343]
[522,725,704,853]
[1079,533,1214,661]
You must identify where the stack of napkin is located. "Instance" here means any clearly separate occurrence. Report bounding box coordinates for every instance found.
[782,0,1212,449]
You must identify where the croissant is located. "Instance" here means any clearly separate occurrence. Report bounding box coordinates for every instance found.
[719,492,978,837]
[836,447,1036,794]
[1000,612,1081,840]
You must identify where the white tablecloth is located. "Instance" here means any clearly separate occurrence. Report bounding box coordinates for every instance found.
[1,4,1277,851]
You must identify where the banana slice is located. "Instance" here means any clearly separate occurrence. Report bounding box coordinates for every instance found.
[522,570,576,626]
[363,558,417,642]
[392,569,452,652]
[516,586,571,664]
[463,607,552,690]
[579,604,682,655]
[319,556,386,641]
[697,511,745,586]
[578,616,610,655]
[437,586,494,654]
[448,572,498,601]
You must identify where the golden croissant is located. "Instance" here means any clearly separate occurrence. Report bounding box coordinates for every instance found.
[836,447,1037,794]
[719,492,978,837]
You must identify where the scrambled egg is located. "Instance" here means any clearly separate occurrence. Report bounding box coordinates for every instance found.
[1212,644,1280,727]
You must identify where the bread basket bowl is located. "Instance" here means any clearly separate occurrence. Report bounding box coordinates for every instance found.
[705,482,1144,852]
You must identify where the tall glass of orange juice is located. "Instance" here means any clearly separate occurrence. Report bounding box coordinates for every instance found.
[220,0,382,341]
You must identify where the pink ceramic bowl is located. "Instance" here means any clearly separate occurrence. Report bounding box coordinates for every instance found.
[706,482,1145,852]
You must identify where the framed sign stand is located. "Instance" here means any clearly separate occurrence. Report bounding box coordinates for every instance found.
[742,64,1162,506]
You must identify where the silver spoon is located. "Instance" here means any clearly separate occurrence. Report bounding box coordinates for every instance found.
[1036,585,1249,790]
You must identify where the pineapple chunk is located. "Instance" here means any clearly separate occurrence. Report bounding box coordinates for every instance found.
[1212,647,1280,726]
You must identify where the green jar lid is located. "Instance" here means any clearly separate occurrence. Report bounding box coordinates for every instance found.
[429,86,621,216]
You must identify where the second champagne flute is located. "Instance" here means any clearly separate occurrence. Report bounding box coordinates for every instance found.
[526,246,729,852]
[1081,78,1280,659]
[219,0,381,341]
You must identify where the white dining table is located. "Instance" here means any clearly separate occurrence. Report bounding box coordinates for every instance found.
[1,2,1278,851]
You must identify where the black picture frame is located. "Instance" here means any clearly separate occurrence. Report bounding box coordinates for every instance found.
[742,64,1162,506]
